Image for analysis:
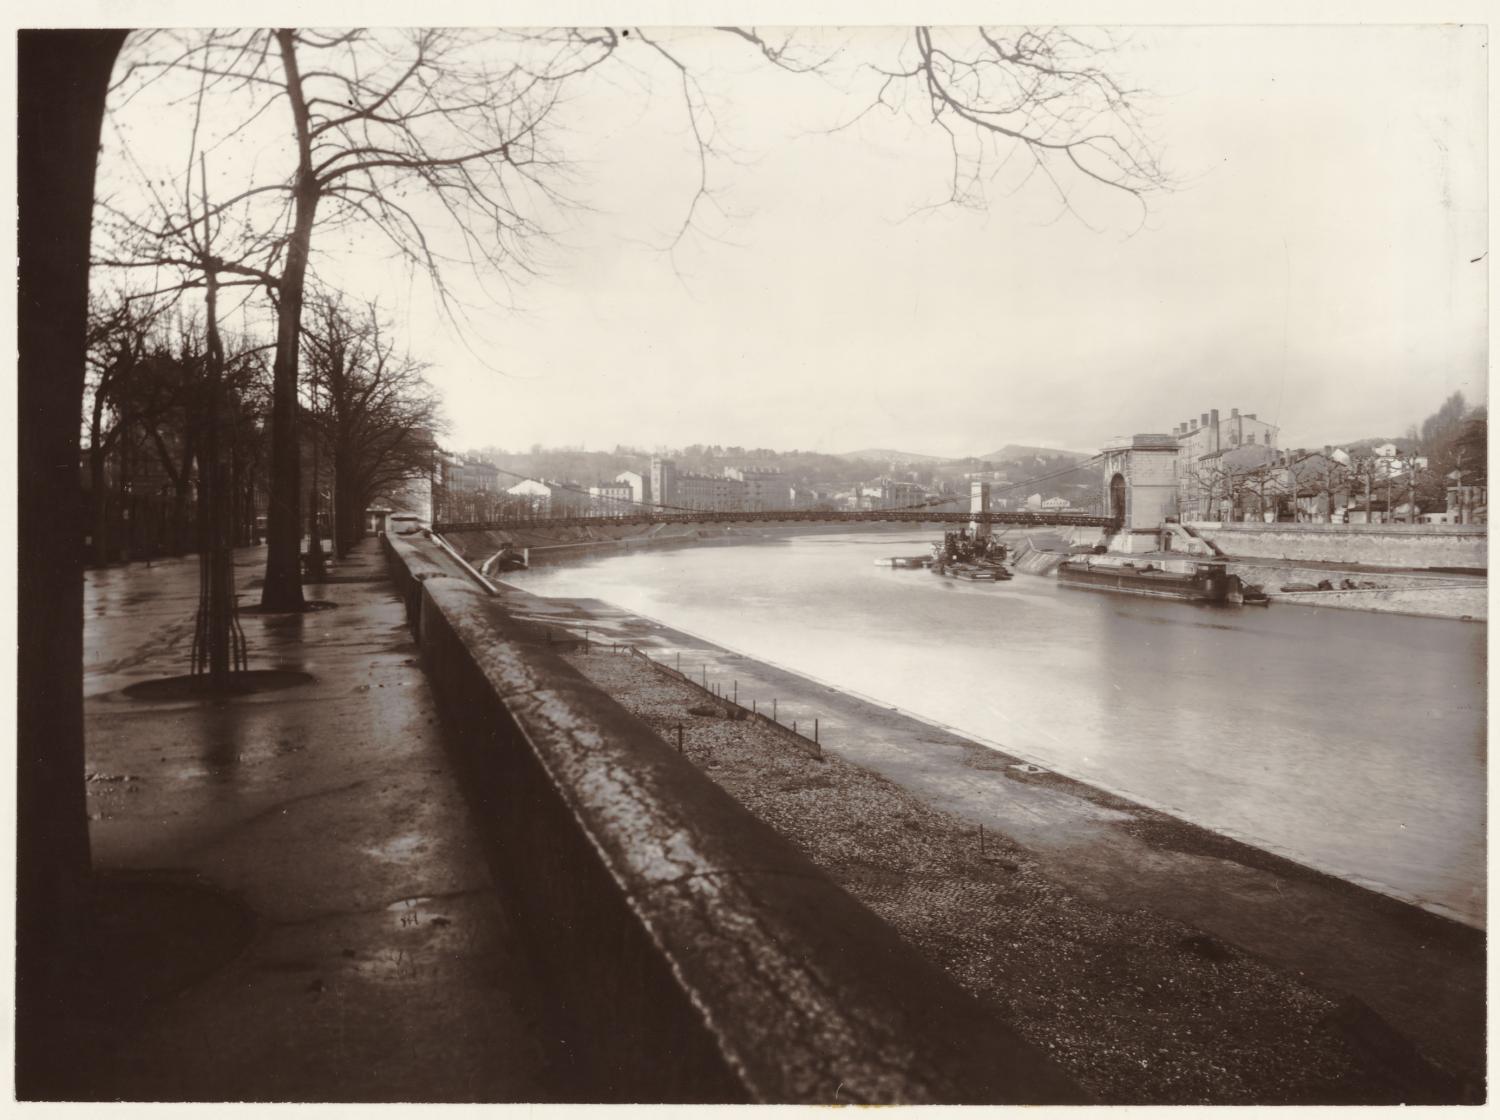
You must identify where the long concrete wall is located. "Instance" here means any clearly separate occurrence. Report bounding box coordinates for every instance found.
[1188,522,1486,570]
[383,532,1085,1105]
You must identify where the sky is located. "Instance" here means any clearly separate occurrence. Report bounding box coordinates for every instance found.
[96,21,1488,460]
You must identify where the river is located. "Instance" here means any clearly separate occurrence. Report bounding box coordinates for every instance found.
[504,530,1487,927]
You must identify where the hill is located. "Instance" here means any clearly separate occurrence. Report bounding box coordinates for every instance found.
[836,448,952,464]
[975,444,1093,464]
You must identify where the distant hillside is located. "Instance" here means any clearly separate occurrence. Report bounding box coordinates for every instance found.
[837,448,951,464]
[976,445,1093,464]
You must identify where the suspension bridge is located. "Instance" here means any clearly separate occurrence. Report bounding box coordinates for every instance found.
[430,453,1125,534]
[433,506,1119,533]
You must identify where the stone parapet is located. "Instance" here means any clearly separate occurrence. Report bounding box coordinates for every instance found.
[382,531,1086,1105]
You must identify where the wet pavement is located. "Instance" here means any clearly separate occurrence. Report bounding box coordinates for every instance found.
[80,541,550,1101]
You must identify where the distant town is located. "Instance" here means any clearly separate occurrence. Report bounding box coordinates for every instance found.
[414,395,1486,531]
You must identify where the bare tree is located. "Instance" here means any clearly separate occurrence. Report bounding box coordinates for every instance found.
[302,293,445,556]
[83,295,162,564]
[101,25,1170,609]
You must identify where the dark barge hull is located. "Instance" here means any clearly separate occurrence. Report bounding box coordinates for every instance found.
[1056,562,1228,602]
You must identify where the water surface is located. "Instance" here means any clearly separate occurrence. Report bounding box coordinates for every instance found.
[506,532,1487,925]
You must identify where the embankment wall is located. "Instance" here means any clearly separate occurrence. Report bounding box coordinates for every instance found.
[382,532,1085,1105]
[1188,522,1486,570]
[1270,584,1487,620]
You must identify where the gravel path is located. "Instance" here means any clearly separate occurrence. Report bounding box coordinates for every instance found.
[564,647,1467,1105]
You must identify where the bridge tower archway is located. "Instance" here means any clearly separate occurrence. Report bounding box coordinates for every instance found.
[1108,473,1127,523]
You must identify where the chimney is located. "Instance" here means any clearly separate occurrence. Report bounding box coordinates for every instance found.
[1200,412,1210,429]
[1231,408,1239,418]
[1209,409,1220,454]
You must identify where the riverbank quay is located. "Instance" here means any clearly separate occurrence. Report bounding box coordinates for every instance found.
[70,540,554,1102]
[486,581,1484,1103]
[384,532,1089,1105]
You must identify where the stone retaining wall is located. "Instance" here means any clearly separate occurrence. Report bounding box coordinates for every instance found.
[382,532,1085,1105]
[1188,523,1486,570]
[1271,584,1487,621]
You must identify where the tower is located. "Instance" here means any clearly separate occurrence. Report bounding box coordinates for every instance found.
[969,480,991,539]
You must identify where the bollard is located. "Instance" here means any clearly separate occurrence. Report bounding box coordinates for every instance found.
[792,720,797,735]
[773,698,778,723]
[753,699,758,715]
[677,652,681,672]
[815,718,819,743]
[733,680,738,705]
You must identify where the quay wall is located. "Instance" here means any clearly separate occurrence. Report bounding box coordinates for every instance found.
[1269,584,1487,621]
[1187,522,1486,571]
[382,531,1085,1106]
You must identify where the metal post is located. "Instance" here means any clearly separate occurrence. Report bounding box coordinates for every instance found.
[733,680,738,705]
[773,698,778,722]
[815,718,819,743]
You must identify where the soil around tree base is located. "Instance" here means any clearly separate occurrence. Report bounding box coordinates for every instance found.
[121,669,315,700]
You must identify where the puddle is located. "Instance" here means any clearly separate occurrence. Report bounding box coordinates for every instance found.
[362,833,426,862]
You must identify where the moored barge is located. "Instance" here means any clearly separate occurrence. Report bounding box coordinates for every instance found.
[1056,556,1230,602]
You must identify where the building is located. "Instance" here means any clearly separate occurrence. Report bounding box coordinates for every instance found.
[650,457,678,510]
[615,470,651,508]
[878,479,925,509]
[724,466,790,511]
[1173,407,1280,521]
[445,457,499,492]
[675,471,745,512]
[505,478,552,515]
[589,480,634,516]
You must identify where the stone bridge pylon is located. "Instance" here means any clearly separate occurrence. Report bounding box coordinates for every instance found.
[1100,434,1179,552]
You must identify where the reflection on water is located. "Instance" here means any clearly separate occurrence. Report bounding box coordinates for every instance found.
[506,532,1487,926]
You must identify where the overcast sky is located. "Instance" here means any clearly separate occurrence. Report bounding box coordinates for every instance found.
[100,22,1488,459]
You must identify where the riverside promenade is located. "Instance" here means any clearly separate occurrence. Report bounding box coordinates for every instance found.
[76,540,551,1101]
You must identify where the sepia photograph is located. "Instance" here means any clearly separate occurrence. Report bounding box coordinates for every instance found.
[12,4,1489,1107]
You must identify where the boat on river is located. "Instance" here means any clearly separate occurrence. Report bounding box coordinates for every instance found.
[929,529,1013,582]
[934,560,1012,581]
[1056,556,1231,602]
[874,555,931,569]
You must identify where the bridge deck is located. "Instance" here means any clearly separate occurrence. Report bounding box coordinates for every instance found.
[434,510,1119,533]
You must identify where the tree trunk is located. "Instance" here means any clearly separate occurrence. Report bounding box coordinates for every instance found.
[333,455,358,556]
[16,28,125,1098]
[192,250,239,683]
[260,30,318,612]
[89,441,110,566]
